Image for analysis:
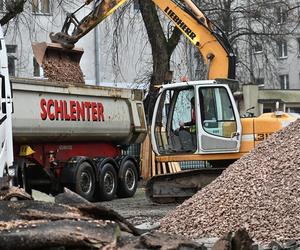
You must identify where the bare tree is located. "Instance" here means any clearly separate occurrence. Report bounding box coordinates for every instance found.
[104,0,182,121]
[0,0,26,26]
[139,0,181,121]
[192,0,300,88]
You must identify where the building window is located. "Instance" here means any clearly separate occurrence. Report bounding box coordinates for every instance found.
[254,78,264,85]
[297,38,300,56]
[0,0,5,12]
[276,6,287,24]
[288,107,300,114]
[263,107,273,113]
[226,16,236,33]
[6,45,16,54]
[33,58,42,77]
[233,46,238,59]
[133,0,139,10]
[6,45,17,76]
[8,56,16,76]
[32,0,50,14]
[278,40,287,58]
[253,43,263,54]
[279,74,289,89]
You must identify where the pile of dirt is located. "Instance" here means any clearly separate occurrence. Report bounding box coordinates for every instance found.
[42,50,85,84]
[160,119,300,244]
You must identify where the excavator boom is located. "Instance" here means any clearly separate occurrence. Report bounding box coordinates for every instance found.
[33,0,235,81]
[152,0,235,79]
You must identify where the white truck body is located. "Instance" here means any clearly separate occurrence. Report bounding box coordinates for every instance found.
[0,26,13,178]
[12,78,146,145]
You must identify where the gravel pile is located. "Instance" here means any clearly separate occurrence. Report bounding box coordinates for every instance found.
[42,51,85,84]
[160,118,300,244]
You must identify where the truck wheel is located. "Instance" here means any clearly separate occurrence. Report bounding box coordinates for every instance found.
[97,163,117,201]
[75,162,95,201]
[117,160,138,198]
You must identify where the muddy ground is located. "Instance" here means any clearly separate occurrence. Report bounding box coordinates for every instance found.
[102,188,177,226]
[33,187,177,226]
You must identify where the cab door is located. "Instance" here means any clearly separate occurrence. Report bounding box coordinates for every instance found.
[197,85,242,153]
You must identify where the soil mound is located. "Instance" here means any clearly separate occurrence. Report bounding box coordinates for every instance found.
[160,119,300,244]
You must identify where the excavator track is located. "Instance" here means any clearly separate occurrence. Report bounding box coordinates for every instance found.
[145,168,225,204]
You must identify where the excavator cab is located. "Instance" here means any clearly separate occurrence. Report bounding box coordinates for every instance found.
[151,80,242,155]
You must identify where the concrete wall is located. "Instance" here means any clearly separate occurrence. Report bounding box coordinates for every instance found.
[242,84,300,115]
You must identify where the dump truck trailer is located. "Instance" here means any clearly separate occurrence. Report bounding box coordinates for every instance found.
[11,78,147,201]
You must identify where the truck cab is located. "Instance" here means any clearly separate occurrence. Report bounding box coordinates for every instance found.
[0,26,14,179]
[151,80,242,155]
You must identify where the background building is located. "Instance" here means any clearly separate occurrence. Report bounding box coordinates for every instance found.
[2,0,300,115]
[2,0,189,87]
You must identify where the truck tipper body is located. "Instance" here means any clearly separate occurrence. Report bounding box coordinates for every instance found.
[12,78,147,201]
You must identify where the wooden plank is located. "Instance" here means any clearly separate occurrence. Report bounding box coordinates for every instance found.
[162,163,167,174]
[151,151,156,177]
[174,162,181,172]
[140,134,150,179]
[157,162,161,175]
[169,162,175,173]
[166,162,171,173]
[156,153,244,162]
[147,146,152,179]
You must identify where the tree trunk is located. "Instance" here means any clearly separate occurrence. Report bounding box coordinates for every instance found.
[0,0,26,26]
[139,0,181,123]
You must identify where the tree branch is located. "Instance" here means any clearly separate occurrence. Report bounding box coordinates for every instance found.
[0,0,27,26]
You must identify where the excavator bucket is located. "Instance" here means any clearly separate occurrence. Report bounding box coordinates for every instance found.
[32,42,85,84]
[32,42,83,66]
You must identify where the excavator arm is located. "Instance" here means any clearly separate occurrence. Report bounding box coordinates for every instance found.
[48,0,236,80]
[50,0,128,49]
[152,0,235,79]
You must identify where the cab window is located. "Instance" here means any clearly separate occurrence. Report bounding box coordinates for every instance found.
[199,87,236,138]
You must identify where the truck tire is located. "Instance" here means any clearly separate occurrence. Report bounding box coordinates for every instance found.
[75,162,95,201]
[117,160,138,198]
[97,163,117,201]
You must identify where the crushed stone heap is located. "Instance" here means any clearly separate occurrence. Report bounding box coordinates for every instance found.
[160,118,300,245]
[43,51,85,84]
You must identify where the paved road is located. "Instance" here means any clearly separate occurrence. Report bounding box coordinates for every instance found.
[33,188,177,226]
[101,188,177,225]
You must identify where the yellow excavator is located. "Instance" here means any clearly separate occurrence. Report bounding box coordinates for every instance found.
[32,0,298,204]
